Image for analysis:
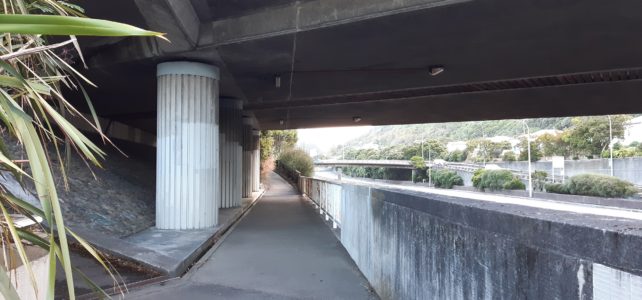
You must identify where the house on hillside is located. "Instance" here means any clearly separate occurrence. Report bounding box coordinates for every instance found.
[518,129,563,140]
[446,141,467,152]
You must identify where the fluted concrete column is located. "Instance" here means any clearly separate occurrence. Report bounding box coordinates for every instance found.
[233,102,243,204]
[219,99,243,208]
[242,118,253,198]
[156,62,219,230]
[252,130,261,192]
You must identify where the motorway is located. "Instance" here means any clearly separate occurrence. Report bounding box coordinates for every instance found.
[314,170,642,222]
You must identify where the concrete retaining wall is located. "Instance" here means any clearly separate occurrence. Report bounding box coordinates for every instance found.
[299,177,642,300]
[497,157,642,185]
[453,169,474,186]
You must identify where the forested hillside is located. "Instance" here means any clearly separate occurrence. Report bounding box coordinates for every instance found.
[346,117,575,147]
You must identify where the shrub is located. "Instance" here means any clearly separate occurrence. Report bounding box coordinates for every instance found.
[545,183,570,194]
[472,169,485,189]
[446,150,467,162]
[502,151,517,162]
[277,148,314,178]
[410,156,428,182]
[503,178,526,190]
[545,174,638,198]
[478,170,524,191]
[432,169,464,189]
[532,171,548,191]
[566,174,638,198]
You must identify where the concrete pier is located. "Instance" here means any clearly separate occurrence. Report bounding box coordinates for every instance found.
[155,62,220,230]
[242,118,253,198]
[219,99,243,208]
[252,130,261,192]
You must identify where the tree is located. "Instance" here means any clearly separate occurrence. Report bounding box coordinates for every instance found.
[260,130,298,161]
[410,156,426,168]
[0,3,164,299]
[446,150,467,162]
[537,133,570,158]
[379,146,404,160]
[502,151,517,162]
[271,130,298,157]
[518,138,542,162]
[466,139,491,162]
[260,131,274,161]
[401,139,446,160]
[466,139,509,162]
[489,141,512,159]
[566,115,630,157]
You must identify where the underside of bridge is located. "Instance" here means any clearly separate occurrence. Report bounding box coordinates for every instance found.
[76,0,642,132]
[38,2,642,298]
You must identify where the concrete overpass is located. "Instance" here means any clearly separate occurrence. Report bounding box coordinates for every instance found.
[77,0,642,132]
[51,1,642,299]
[316,159,416,169]
[315,159,484,171]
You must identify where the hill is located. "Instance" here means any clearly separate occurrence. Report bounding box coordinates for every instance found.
[345,117,574,148]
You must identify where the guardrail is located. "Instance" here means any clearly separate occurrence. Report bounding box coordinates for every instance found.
[299,176,342,227]
[315,159,414,169]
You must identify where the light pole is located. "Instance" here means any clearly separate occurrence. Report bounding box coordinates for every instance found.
[608,115,614,177]
[428,141,432,187]
[522,120,533,198]
[418,138,432,186]
[480,123,487,166]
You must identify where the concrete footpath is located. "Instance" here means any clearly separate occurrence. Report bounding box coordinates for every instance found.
[126,172,377,299]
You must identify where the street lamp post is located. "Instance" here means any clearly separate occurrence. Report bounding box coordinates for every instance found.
[523,120,533,198]
[608,115,614,177]
[428,141,432,187]
[480,123,487,166]
[416,138,432,186]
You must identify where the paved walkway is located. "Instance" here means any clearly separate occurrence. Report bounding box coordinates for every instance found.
[127,172,377,299]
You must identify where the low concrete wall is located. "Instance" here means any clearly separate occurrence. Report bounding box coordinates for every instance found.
[300,177,642,300]
[497,157,642,185]
[3,245,50,300]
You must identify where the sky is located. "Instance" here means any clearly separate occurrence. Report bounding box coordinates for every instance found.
[297,126,372,155]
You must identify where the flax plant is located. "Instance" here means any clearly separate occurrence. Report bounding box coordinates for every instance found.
[0,1,165,299]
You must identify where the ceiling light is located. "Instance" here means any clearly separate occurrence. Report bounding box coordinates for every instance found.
[429,65,445,76]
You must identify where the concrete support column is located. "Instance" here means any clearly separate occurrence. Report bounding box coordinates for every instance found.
[233,101,243,204]
[252,130,261,192]
[242,118,253,198]
[219,99,243,208]
[156,62,219,230]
